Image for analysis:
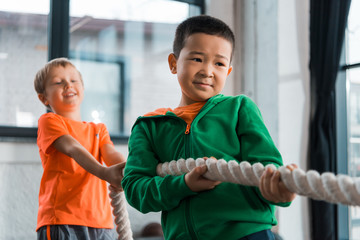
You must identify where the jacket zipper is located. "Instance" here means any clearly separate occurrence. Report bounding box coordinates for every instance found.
[185,123,190,134]
[184,122,197,239]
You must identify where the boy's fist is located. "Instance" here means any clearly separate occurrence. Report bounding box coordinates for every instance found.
[185,165,221,192]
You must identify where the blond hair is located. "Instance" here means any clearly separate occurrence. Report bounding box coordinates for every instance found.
[34,57,83,94]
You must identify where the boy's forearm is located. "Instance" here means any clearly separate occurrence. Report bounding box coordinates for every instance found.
[105,151,125,165]
[101,144,126,166]
[122,171,196,213]
[53,134,107,180]
[70,145,107,180]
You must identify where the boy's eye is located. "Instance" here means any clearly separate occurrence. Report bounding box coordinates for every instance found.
[192,58,202,62]
[215,62,225,67]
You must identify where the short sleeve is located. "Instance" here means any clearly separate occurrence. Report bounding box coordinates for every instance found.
[37,113,69,154]
[98,123,113,147]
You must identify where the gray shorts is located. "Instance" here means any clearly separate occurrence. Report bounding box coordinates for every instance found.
[37,225,116,240]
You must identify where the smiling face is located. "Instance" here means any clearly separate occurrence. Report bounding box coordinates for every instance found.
[38,65,84,120]
[169,33,233,107]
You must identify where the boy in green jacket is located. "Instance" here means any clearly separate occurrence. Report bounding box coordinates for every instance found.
[122,15,296,240]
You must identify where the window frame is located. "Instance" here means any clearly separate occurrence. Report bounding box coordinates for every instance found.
[0,0,204,143]
[336,14,360,237]
[336,43,350,239]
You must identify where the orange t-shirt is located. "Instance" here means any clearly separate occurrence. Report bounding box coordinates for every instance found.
[145,102,206,132]
[36,112,113,231]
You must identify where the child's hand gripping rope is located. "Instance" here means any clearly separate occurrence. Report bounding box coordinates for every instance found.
[259,164,297,203]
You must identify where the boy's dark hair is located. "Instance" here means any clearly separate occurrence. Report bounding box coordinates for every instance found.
[173,15,235,61]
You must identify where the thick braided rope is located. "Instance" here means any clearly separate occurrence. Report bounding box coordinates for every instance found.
[109,186,133,240]
[156,157,360,206]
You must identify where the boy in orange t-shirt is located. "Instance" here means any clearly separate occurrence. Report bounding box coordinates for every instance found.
[34,58,126,239]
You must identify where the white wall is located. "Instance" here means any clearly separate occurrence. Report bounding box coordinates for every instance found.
[0,143,41,239]
[277,0,310,239]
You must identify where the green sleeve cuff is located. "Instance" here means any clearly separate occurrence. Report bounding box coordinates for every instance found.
[169,174,198,198]
[256,187,292,207]
[274,201,291,207]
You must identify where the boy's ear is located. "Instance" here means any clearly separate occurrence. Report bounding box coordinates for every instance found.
[38,93,49,106]
[168,53,177,74]
[227,66,233,76]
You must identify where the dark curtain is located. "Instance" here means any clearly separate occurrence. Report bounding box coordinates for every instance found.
[309,0,351,239]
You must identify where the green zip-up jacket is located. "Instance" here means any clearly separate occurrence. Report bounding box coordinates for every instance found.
[122,94,290,240]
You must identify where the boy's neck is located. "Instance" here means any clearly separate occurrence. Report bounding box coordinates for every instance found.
[54,110,82,122]
[178,99,208,107]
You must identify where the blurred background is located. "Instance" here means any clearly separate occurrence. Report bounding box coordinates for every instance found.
[0,0,359,239]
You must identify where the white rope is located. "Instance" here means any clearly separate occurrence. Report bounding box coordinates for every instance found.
[109,185,133,240]
[109,156,360,239]
[156,157,360,206]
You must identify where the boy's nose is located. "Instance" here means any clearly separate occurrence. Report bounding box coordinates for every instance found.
[64,81,73,88]
[200,64,214,78]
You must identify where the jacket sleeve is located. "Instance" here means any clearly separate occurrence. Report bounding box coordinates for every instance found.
[122,120,197,213]
[237,96,291,207]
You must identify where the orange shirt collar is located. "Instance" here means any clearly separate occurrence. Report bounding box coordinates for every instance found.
[144,102,206,126]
